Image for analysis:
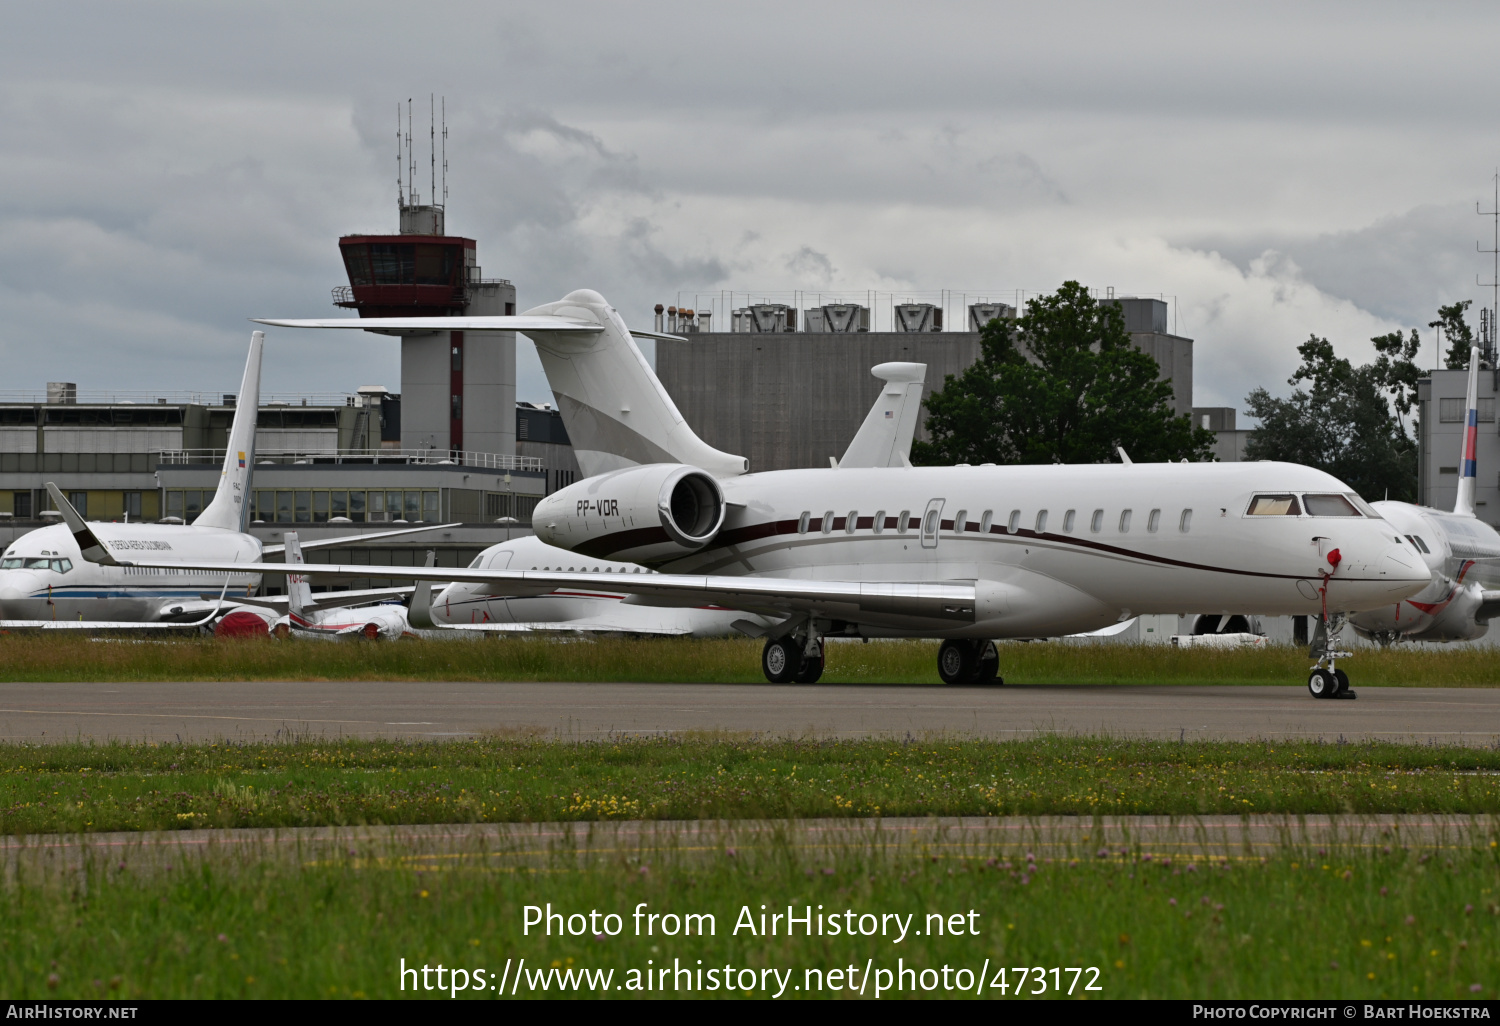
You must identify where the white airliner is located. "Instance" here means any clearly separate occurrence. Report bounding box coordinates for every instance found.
[0,331,452,627]
[96,290,1431,694]
[417,362,925,637]
[1347,347,1500,646]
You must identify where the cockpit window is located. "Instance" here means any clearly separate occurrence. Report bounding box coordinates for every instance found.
[1344,492,1383,519]
[467,555,485,569]
[50,559,72,574]
[1406,535,1432,554]
[1247,494,1302,516]
[1303,493,1361,517]
[23,557,51,570]
[0,558,21,569]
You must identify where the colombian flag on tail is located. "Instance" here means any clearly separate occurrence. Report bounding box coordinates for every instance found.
[238,451,246,468]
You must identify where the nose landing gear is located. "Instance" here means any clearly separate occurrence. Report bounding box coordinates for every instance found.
[937,639,1002,685]
[1307,614,1356,700]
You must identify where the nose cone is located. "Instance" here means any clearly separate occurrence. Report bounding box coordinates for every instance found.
[1378,546,1432,597]
[0,571,41,616]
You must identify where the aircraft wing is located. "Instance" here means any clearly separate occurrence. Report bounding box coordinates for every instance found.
[260,523,461,556]
[428,621,692,636]
[3,584,231,631]
[254,317,602,334]
[83,558,982,631]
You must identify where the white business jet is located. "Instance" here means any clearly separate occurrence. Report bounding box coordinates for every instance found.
[263,531,424,640]
[1347,347,1500,646]
[0,331,453,627]
[419,362,927,636]
[99,290,1430,694]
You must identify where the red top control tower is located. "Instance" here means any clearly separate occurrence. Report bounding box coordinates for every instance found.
[332,101,516,457]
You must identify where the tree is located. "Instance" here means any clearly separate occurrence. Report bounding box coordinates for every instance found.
[911,281,1214,466]
[1431,300,1474,369]
[1243,334,1418,502]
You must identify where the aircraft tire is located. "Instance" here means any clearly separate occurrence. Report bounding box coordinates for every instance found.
[1307,668,1335,699]
[762,637,800,683]
[793,653,824,684]
[938,640,978,685]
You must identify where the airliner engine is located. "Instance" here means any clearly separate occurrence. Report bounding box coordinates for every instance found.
[534,463,726,563]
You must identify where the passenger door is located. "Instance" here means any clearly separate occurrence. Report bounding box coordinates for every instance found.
[921,498,945,549]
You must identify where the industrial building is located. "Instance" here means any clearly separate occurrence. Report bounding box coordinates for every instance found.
[655,295,1195,472]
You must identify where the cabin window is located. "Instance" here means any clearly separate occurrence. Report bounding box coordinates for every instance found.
[872,510,885,535]
[1303,493,1361,517]
[1147,508,1161,533]
[822,511,835,535]
[924,509,939,534]
[798,511,810,534]
[1090,509,1104,534]
[1035,509,1048,533]
[845,511,858,535]
[1247,494,1302,516]
[1063,509,1076,533]
[897,510,910,534]
[1119,509,1132,533]
[1179,509,1193,533]
[953,510,967,534]
[1008,510,1021,534]
[979,510,993,533]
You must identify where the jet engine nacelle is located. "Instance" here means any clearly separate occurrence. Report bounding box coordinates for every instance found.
[1403,582,1489,643]
[534,463,726,564]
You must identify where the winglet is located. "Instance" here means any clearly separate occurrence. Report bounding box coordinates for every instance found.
[1455,345,1481,518]
[407,550,438,629]
[46,483,120,565]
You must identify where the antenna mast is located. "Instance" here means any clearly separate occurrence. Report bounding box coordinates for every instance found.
[441,97,448,206]
[429,93,436,209]
[406,99,416,205]
[1478,169,1500,366]
[395,102,403,205]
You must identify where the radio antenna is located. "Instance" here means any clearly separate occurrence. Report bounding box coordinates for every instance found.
[395,102,403,205]
[441,97,448,205]
[1478,169,1500,365]
[429,93,436,209]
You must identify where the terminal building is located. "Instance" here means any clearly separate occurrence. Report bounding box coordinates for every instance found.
[655,295,1195,472]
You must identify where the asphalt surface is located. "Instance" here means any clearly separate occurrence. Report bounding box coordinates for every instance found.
[4,816,1492,877]
[0,681,1497,744]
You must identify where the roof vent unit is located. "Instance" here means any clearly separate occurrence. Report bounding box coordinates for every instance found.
[805,304,870,334]
[731,304,797,333]
[968,303,1016,331]
[894,303,942,332]
[46,382,77,405]
[1103,297,1169,334]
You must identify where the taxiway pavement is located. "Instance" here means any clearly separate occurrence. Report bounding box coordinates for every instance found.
[0,681,1495,744]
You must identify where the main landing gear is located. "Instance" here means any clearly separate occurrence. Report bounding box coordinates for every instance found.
[937,639,1002,686]
[1307,613,1357,700]
[761,633,824,684]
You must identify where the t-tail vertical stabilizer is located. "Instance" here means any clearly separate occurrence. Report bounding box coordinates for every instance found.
[837,362,926,468]
[1455,345,1481,518]
[521,290,748,478]
[283,531,314,622]
[195,331,263,532]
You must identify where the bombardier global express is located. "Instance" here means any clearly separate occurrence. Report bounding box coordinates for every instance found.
[82,290,1431,694]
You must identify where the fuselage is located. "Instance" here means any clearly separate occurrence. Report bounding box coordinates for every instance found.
[432,535,756,636]
[1347,500,1500,642]
[536,460,1430,638]
[0,522,262,622]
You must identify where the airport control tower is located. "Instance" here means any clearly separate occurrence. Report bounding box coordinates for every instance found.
[333,101,516,456]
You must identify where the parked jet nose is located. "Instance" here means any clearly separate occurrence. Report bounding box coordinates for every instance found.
[0,572,41,615]
[1377,544,1432,598]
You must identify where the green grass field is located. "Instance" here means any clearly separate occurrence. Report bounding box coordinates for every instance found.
[2,827,1496,999]
[1,634,1500,685]
[6,736,1500,835]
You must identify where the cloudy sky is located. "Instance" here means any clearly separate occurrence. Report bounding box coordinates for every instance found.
[2,1,1498,419]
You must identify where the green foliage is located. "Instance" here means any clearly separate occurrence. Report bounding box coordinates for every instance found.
[5,635,1500,686]
[1244,334,1419,502]
[5,736,1500,834]
[912,281,1214,466]
[1432,300,1475,370]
